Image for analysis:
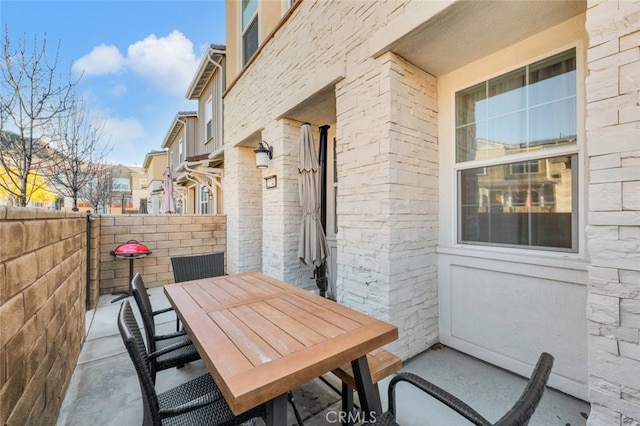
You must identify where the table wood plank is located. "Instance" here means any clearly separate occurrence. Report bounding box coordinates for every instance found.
[280,293,362,331]
[210,309,282,365]
[230,304,306,356]
[249,300,327,347]
[265,297,347,339]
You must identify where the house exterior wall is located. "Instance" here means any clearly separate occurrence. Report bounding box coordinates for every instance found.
[584,1,640,424]
[223,0,431,360]
[222,0,640,419]
[184,116,200,158]
[0,207,86,425]
[144,152,167,215]
[225,0,297,85]
[196,61,225,153]
[435,14,589,400]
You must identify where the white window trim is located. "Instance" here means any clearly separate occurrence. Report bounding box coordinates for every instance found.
[199,185,209,214]
[239,0,259,69]
[441,40,586,261]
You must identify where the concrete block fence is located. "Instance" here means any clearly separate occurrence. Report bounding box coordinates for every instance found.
[0,207,87,425]
[98,214,226,295]
[0,208,226,425]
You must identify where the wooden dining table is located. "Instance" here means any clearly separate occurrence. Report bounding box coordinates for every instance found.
[164,271,398,425]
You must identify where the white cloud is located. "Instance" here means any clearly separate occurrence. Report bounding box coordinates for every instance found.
[72,44,125,76]
[109,83,128,97]
[100,116,147,165]
[126,30,200,97]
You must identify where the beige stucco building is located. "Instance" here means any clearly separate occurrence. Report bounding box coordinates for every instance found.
[159,45,226,215]
[221,0,640,423]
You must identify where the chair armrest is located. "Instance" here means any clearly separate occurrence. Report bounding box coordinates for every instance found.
[148,338,193,360]
[389,372,491,426]
[153,330,188,341]
[158,392,222,418]
[152,306,174,316]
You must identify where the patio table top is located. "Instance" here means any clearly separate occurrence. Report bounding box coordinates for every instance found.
[164,271,398,420]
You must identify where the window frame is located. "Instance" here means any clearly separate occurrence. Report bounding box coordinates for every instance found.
[240,0,259,67]
[205,96,213,142]
[199,185,209,214]
[453,47,581,253]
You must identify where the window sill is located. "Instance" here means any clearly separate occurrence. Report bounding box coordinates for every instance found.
[436,244,587,272]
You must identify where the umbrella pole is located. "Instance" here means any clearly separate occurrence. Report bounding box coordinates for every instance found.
[317,125,330,298]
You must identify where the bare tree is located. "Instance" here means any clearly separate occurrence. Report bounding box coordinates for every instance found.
[0,26,76,206]
[80,164,114,214]
[48,98,112,211]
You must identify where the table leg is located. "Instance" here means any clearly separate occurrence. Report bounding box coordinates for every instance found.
[351,355,382,422]
[265,393,288,426]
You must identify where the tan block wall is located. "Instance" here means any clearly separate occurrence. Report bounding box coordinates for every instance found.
[0,206,87,426]
[98,214,226,293]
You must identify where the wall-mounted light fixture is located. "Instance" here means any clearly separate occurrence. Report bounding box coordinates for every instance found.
[254,141,273,168]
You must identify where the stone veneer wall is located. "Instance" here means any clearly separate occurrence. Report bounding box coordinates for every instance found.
[223,0,435,360]
[99,214,226,293]
[0,207,87,425]
[585,1,640,424]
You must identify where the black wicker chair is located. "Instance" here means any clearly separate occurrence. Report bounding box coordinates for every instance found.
[367,352,554,426]
[131,273,201,383]
[118,300,265,426]
[171,252,225,283]
[170,253,225,332]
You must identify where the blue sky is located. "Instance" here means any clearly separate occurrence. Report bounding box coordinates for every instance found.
[1,0,226,166]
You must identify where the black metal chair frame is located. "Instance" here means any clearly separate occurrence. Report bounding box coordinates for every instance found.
[131,273,201,383]
[118,300,265,426]
[368,352,554,426]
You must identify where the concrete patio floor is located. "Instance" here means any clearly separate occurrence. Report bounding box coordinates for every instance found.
[56,288,590,426]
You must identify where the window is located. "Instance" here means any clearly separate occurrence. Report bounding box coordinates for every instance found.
[113,178,130,191]
[205,96,213,141]
[456,49,577,251]
[200,186,209,214]
[242,0,258,66]
[179,137,184,163]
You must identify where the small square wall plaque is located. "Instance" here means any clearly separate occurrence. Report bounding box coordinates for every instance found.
[265,175,277,189]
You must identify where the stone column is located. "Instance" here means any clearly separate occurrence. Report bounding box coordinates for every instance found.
[224,142,264,274]
[585,1,640,423]
[336,51,439,360]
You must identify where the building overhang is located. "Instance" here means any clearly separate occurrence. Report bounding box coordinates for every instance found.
[369,0,586,77]
[186,44,226,100]
[174,159,223,191]
[161,111,197,149]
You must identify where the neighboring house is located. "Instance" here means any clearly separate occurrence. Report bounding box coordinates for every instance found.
[161,45,226,215]
[143,150,168,214]
[109,164,144,214]
[222,0,640,422]
[130,166,147,212]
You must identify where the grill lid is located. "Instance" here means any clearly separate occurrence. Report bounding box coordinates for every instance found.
[111,240,151,256]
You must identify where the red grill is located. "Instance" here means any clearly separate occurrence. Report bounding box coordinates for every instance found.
[111,241,151,258]
[110,240,152,303]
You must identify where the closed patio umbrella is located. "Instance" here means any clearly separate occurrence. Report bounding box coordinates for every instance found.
[161,167,176,214]
[298,123,330,271]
